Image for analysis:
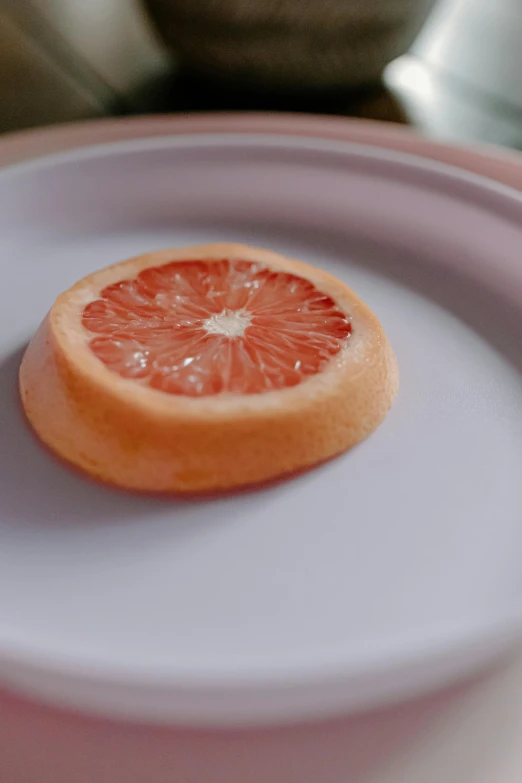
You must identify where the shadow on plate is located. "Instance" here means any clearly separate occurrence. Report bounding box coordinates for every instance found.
[0,346,174,528]
[0,346,292,535]
[0,346,250,533]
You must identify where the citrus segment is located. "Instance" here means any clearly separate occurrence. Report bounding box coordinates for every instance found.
[82,260,352,397]
[19,244,398,493]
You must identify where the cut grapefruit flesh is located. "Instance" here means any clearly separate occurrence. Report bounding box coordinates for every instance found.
[19,244,398,493]
[82,258,352,396]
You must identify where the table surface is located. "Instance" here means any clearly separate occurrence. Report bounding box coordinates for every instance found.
[1,114,522,783]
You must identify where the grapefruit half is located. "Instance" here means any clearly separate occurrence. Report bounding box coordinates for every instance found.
[19,244,398,492]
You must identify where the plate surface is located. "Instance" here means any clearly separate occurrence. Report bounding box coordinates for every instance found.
[0,135,522,726]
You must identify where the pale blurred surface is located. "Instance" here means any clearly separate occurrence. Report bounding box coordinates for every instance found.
[2,0,522,149]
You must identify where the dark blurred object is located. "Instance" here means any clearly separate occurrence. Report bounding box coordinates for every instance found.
[2,0,522,154]
[132,66,409,124]
[143,0,438,89]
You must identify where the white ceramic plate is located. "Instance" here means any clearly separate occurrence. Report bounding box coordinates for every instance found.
[0,135,521,726]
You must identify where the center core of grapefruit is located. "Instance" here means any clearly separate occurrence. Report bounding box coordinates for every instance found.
[203,309,252,338]
[82,258,352,397]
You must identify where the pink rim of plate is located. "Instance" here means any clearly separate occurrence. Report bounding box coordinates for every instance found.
[1,113,522,188]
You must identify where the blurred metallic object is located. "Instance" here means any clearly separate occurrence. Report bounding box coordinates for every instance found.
[143,0,438,89]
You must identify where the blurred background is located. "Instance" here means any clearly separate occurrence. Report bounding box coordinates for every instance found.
[1,0,522,149]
